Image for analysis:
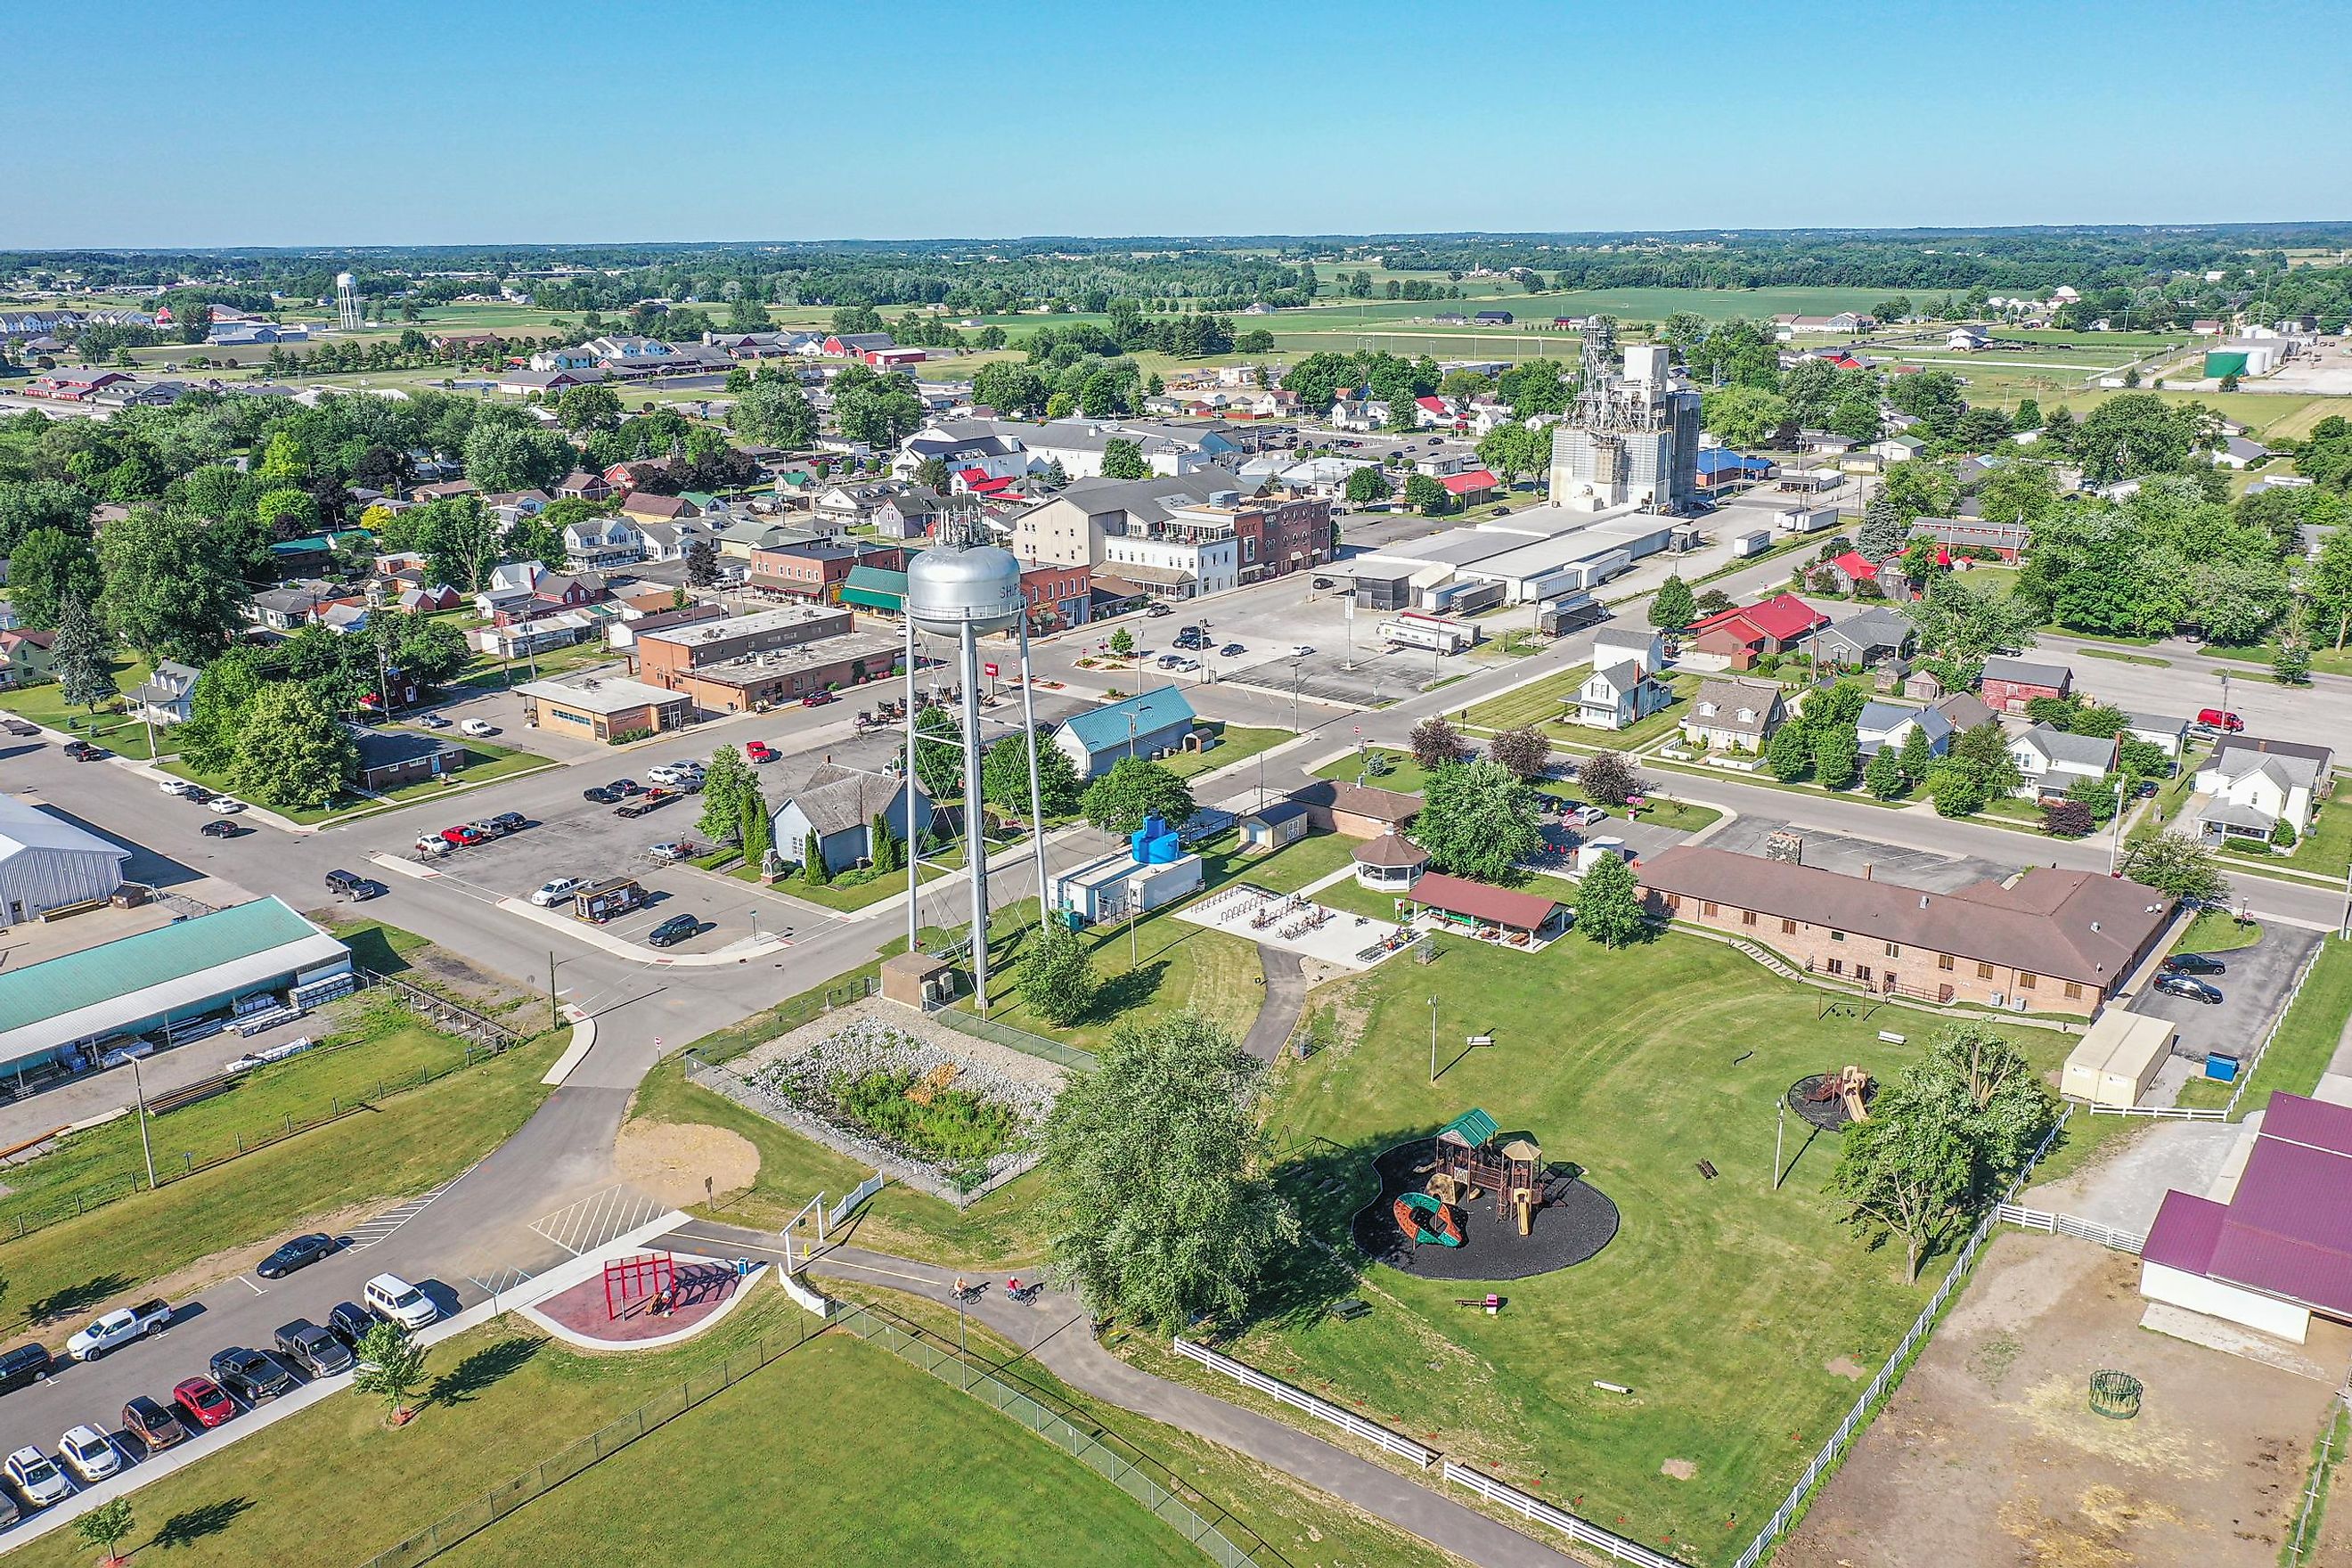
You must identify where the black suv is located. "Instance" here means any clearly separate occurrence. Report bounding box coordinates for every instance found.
[324,1302,375,1351]
[0,1343,52,1396]
[274,1319,355,1378]
[488,812,528,835]
[208,1346,301,1404]
[324,869,383,901]
[647,914,701,949]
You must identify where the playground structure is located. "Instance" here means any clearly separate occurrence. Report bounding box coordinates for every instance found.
[1788,1066,1875,1131]
[1351,1109,1621,1283]
[603,1251,675,1320]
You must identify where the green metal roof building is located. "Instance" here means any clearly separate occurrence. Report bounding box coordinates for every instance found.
[0,897,352,1078]
[840,564,909,614]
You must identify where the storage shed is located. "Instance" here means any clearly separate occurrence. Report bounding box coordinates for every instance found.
[2061,1010,2177,1108]
[1240,802,1311,852]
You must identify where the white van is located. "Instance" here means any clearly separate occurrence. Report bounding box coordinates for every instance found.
[363,1273,438,1331]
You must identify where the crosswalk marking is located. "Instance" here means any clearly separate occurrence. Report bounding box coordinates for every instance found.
[529,1184,670,1258]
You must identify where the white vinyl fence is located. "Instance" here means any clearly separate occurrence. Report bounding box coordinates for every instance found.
[1730,1108,2073,1568]
[1169,1338,1437,1466]
[1994,1204,2147,1254]
[1442,1463,1680,1568]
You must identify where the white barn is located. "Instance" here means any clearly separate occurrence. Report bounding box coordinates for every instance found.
[0,793,130,925]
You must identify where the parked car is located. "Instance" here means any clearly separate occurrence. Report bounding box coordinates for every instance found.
[200,819,249,839]
[607,779,643,797]
[2163,952,2228,976]
[440,824,486,848]
[0,1343,53,1396]
[67,1299,174,1361]
[159,777,198,796]
[2153,973,2225,1004]
[1219,642,1245,657]
[743,741,776,764]
[647,914,702,949]
[1145,602,1172,617]
[323,1302,375,1350]
[412,833,453,857]
[58,1425,120,1483]
[581,785,618,804]
[208,1347,299,1405]
[4,1447,70,1508]
[256,1232,338,1279]
[800,690,837,707]
[364,1273,438,1331]
[647,763,699,787]
[323,868,382,901]
[413,713,451,729]
[2194,707,2244,732]
[181,785,215,804]
[172,1376,235,1429]
[488,812,527,835]
[61,740,102,761]
[274,1319,355,1378]
[207,796,246,814]
[465,819,506,841]
[1156,654,1183,668]
[1311,576,1335,590]
[531,876,584,908]
[1571,804,1609,827]
[121,1395,187,1454]
[459,719,498,737]
[1289,645,1315,658]
[647,842,690,863]
[1168,656,1201,672]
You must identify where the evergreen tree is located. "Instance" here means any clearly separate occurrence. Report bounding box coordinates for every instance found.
[870,810,898,872]
[1767,720,1814,782]
[801,828,827,885]
[739,778,772,870]
[50,595,118,712]
[1898,725,1934,784]
[1864,744,1907,799]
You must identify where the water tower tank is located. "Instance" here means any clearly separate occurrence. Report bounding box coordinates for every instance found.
[336,272,355,289]
[904,539,1025,637]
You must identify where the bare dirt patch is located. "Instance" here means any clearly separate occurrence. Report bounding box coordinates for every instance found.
[614,1120,760,1210]
[1823,1356,1867,1380]
[1661,1458,1696,1481]
[1780,1232,2345,1568]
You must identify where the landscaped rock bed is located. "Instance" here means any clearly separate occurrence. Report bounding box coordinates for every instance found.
[700,1001,1066,1205]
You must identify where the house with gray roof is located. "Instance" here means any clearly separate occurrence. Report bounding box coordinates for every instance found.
[1856,699,1952,758]
[2194,739,2332,841]
[127,660,201,726]
[2009,723,2117,799]
[1682,676,1785,750]
[1574,659,1671,731]
[1812,605,1917,668]
[771,762,930,876]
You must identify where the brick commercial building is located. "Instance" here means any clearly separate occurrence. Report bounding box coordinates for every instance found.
[517,673,694,743]
[1637,845,2174,1016]
[635,604,855,689]
[1019,563,1091,631]
[747,540,910,600]
[665,631,902,714]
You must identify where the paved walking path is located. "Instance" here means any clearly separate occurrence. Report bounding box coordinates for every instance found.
[1241,945,1308,1062]
[657,1221,1579,1568]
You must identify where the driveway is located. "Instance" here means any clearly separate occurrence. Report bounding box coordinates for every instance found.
[2128,926,2321,1066]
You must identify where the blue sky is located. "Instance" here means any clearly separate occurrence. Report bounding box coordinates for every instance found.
[17,0,2351,246]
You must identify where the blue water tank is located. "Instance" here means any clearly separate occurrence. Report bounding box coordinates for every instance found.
[1131,813,1180,865]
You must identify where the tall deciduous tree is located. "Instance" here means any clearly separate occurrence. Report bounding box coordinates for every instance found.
[1100,438,1148,481]
[1039,1012,1299,1331]
[1343,466,1392,506]
[177,645,265,773]
[1080,757,1195,836]
[1414,759,1542,884]
[96,508,246,664]
[4,527,100,630]
[1577,749,1641,807]
[1648,574,1695,633]
[229,682,357,809]
[2120,831,2230,904]
[731,378,818,448]
[1019,920,1098,1027]
[697,745,755,844]
[984,733,1082,820]
[1486,725,1550,781]
[1575,853,1646,947]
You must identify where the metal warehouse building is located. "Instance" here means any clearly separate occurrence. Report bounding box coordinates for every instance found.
[0,792,131,926]
[0,897,353,1081]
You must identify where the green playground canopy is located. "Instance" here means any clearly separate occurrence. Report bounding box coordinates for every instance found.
[1440,1108,1498,1149]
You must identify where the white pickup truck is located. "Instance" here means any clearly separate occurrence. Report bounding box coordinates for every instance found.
[66,1299,174,1361]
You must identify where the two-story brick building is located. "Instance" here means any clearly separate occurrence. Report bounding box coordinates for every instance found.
[1638,845,2173,1016]
[748,541,910,601]
[1979,655,2073,713]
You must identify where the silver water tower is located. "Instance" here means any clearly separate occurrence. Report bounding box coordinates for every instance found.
[902,512,1052,1014]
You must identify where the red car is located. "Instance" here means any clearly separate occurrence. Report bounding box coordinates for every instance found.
[743,741,776,764]
[800,690,837,707]
[439,824,486,848]
[2196,707,2244,732]
[173,1376,235,1429]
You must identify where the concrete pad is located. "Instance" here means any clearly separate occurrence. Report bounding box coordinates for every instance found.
[1173,884,1411,971]
[2205,1108,2266,1204]
[2138,1301,2340,1382]
[2314,1072,2352,1107]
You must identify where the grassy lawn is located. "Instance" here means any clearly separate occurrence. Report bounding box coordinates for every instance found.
[2204,641,2352,679]
[1313,746,1438,796]
[2176,935,2352,1114]
[2171,907,2265,956]
[1229,829,1360,894]
[1174,927,2114,1566]
[1461,664,1590,733]
[0,1288,1217,1568]
[2074,645,2173,667]
[747,835,1023,913]
[1160,721,1289,781]
[0,656,178,759]
[0,1032,557,1339]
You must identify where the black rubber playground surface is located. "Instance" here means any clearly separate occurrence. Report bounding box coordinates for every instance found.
[1351,1138,1619,1282]
[1786,1073,1875,1131]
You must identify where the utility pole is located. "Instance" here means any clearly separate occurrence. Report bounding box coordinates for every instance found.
[1428,997,1438,1083]
[2108,774,2127,876]
[131,1054,157,1191]
[548,950,559,1032]
[1773,1098,1785,1191]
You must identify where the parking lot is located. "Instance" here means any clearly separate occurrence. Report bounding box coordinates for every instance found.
[2127,926,2321,1065]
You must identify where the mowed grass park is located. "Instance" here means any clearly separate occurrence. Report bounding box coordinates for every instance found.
[1116,926,2121,1566]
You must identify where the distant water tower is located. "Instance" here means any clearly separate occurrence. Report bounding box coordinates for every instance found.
[335,273,362,331]
[901,509,1051,1015]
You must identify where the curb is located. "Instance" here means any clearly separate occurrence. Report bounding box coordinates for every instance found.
[541,1011,595,1086]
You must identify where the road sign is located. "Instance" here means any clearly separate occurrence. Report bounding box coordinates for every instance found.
[983,662,999,678]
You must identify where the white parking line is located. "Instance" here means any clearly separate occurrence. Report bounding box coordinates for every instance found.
[529,1184,669,1258]
[234,1277,267,1295]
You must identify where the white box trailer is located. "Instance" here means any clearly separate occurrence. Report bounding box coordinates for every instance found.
[1378,617,1474,654]
[2060,1011,2176,1108]
[1732,528,1773,558]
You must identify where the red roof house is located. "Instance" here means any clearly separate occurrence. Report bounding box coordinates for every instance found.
[1686,592,1830,666]
[2142,1092,2352,1341]
[1439,469,1499,503]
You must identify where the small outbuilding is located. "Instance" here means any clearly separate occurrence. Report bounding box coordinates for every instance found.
[1239,802,1311,853]
[2060,1010,2176,1109]
[880,951,956,1010]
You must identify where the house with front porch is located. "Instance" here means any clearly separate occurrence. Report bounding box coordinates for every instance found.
[1573,659,1672,731]
[1681,676,1784,751]
[2010,724,2116,800]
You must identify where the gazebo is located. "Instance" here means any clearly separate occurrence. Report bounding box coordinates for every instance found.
[1352,833,1430,892]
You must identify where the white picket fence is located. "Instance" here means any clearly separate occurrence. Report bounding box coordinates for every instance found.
[1441,1463,1680,1568]
[828,1174,885,1229]
[1168,1338,1437,1467]
[1730,1108,2073,1568]
[1994,1203,2147,1254]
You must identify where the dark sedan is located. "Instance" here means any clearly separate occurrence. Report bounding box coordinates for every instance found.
[208,1347,300,1405]
[2162,952,2227,976]
[200,820,249,839]
[2153,973,2225,1004]
[255,1232,338,1278]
